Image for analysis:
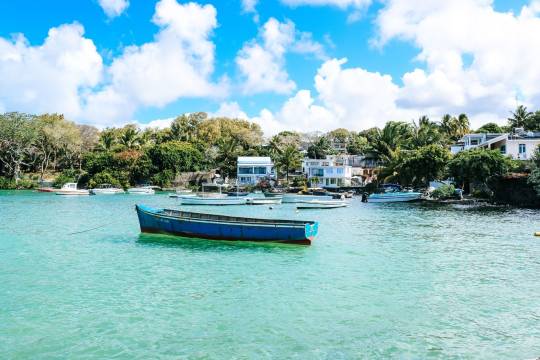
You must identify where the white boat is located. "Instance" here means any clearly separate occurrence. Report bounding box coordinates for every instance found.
[55,183,90,196]
[246,197,283,205]
[296,199,349,209]
[180,196,246,205]
[281,194,333,203]
[127,186,155,195]
[367,191,422,203]
[90,184,124,195]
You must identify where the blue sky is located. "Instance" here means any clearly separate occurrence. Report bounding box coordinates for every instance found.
[0,0,538,134]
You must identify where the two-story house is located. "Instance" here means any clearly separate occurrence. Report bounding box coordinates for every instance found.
[236,157,276,185]
[302,157,353,188]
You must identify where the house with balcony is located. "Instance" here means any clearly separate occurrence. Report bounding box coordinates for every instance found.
[302,156,353,188]
[236,157,276,185]
[451,129,540,160]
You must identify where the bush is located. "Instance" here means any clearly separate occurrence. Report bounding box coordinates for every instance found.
[431,184,456,200]
[53,169,80,188]
[152,170,175,187]
[0,176,36,189]
[88,171,123,189]
[291,176,307,188]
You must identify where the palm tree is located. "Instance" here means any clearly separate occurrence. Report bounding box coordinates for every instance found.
[98,129,116,151]
[410,116,443,148]
[275,145,302,183]
[368,121,413,163]
[508,105,533,130]
[216,137,240,178]
[119,126,140,150]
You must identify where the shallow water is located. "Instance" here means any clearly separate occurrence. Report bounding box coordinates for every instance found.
[1,191,539,359]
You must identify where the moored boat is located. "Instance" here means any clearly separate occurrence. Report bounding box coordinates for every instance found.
[135,204,318,245]
[246,197,282,205]
[281,194,333,203]
[296,199,349,209]
[55,183,90,196]
[37,187,55,193]
[90,184,124,195]
[127,186,155,195]
[367,191,422,203]
[180,195,246,205]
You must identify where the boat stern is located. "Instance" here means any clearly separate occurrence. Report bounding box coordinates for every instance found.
[305,222,319,242]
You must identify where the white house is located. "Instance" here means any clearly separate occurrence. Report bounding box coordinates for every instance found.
[451,130,540,160]
[302,156,353,188]
[236,157,275,185]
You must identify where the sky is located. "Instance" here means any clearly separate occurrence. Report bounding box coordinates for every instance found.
[0,0,539,135]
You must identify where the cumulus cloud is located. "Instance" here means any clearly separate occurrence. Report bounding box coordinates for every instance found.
[98,0,129,18]
[281,0,370,9]
[0,23,103,119]
[374,0,540,126]
[211,101,249,119]
[236,18,326,95]
[82,0,226,125]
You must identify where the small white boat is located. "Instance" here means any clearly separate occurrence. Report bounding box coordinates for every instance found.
[367,191,422,203]
[55,183,90,196]
[90,184,124,195]
[180,196,246,205]
[296,200,348,209]
[281,194,333,203]
[127,186,155,195]
[246,197,283,205]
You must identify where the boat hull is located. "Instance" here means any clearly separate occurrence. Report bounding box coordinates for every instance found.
[368,192,422,203]
[246,197,282,205]
[281,194,333,203]
[90,189,124,195]
[180,196,246,205]
[55,190,90,196]
[136,205,318,245]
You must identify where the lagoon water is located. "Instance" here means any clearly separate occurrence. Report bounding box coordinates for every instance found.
[1,191,540,359]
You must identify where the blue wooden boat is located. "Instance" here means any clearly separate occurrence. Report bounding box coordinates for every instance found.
[135,204,319,245]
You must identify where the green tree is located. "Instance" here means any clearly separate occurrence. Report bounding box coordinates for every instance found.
[119,125,141,150]
[381,145,450,187]
[527,145,540,196]
[149,141,204,174]
[440,113,470,142]
[409,116,444,148]
[215,137,241,178]
[476,122,503,133]
[98,129,117,151]
[0,112,38,181]
[275,145,302,182]
[346,133,368,155]
[448,148,510,189]
[307,136,332,159]
[508,105,533,130]
[367,121,413,163]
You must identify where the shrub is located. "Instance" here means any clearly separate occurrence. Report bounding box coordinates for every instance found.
[53,169,80,188]
[0,176,36,189]
[431,184,456,200]
[88,171,123,189]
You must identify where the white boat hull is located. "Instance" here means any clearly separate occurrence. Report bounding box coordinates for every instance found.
[246,197,282,205]
[56,190,90,196]
[297,203,348,209]
[368,192,422,203]
[180,196,246,205]
[282,194,333,203]
[90,189,124,195]
[128,188,155,195]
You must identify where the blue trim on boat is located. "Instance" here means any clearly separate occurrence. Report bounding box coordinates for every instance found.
[135,204,318,245]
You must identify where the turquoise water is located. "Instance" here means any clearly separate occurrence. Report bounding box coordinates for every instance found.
[1,191,540,359]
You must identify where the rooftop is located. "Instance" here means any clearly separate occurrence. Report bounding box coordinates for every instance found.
[237,156,273,165]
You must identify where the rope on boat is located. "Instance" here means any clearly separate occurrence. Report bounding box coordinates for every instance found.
[68,222,116,235]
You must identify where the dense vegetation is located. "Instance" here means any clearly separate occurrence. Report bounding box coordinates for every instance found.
[1,105,540,195]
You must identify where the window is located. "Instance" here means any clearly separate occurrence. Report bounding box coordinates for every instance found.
[500,145,506,154]
[519,144,526,154]
[310,168,324,177]
[471,139,479,145]
[254,167,267,175]
[336,168,343,175]
[326,168,333,175]
[238,167,253,174]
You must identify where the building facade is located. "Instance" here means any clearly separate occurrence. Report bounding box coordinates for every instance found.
[236,157,276,185]
[302,157,353,188]
[451,130,540,160]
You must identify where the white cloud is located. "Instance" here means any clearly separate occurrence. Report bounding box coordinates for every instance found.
[211,101,249,119]
[236,18,325,95]
[82,0,226,125]
[0,23,103,119]
[98,0,129,18]
[241,0,258,13]
[281,0,370,9]
[141,117,175,129]
[374,0,540,122]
